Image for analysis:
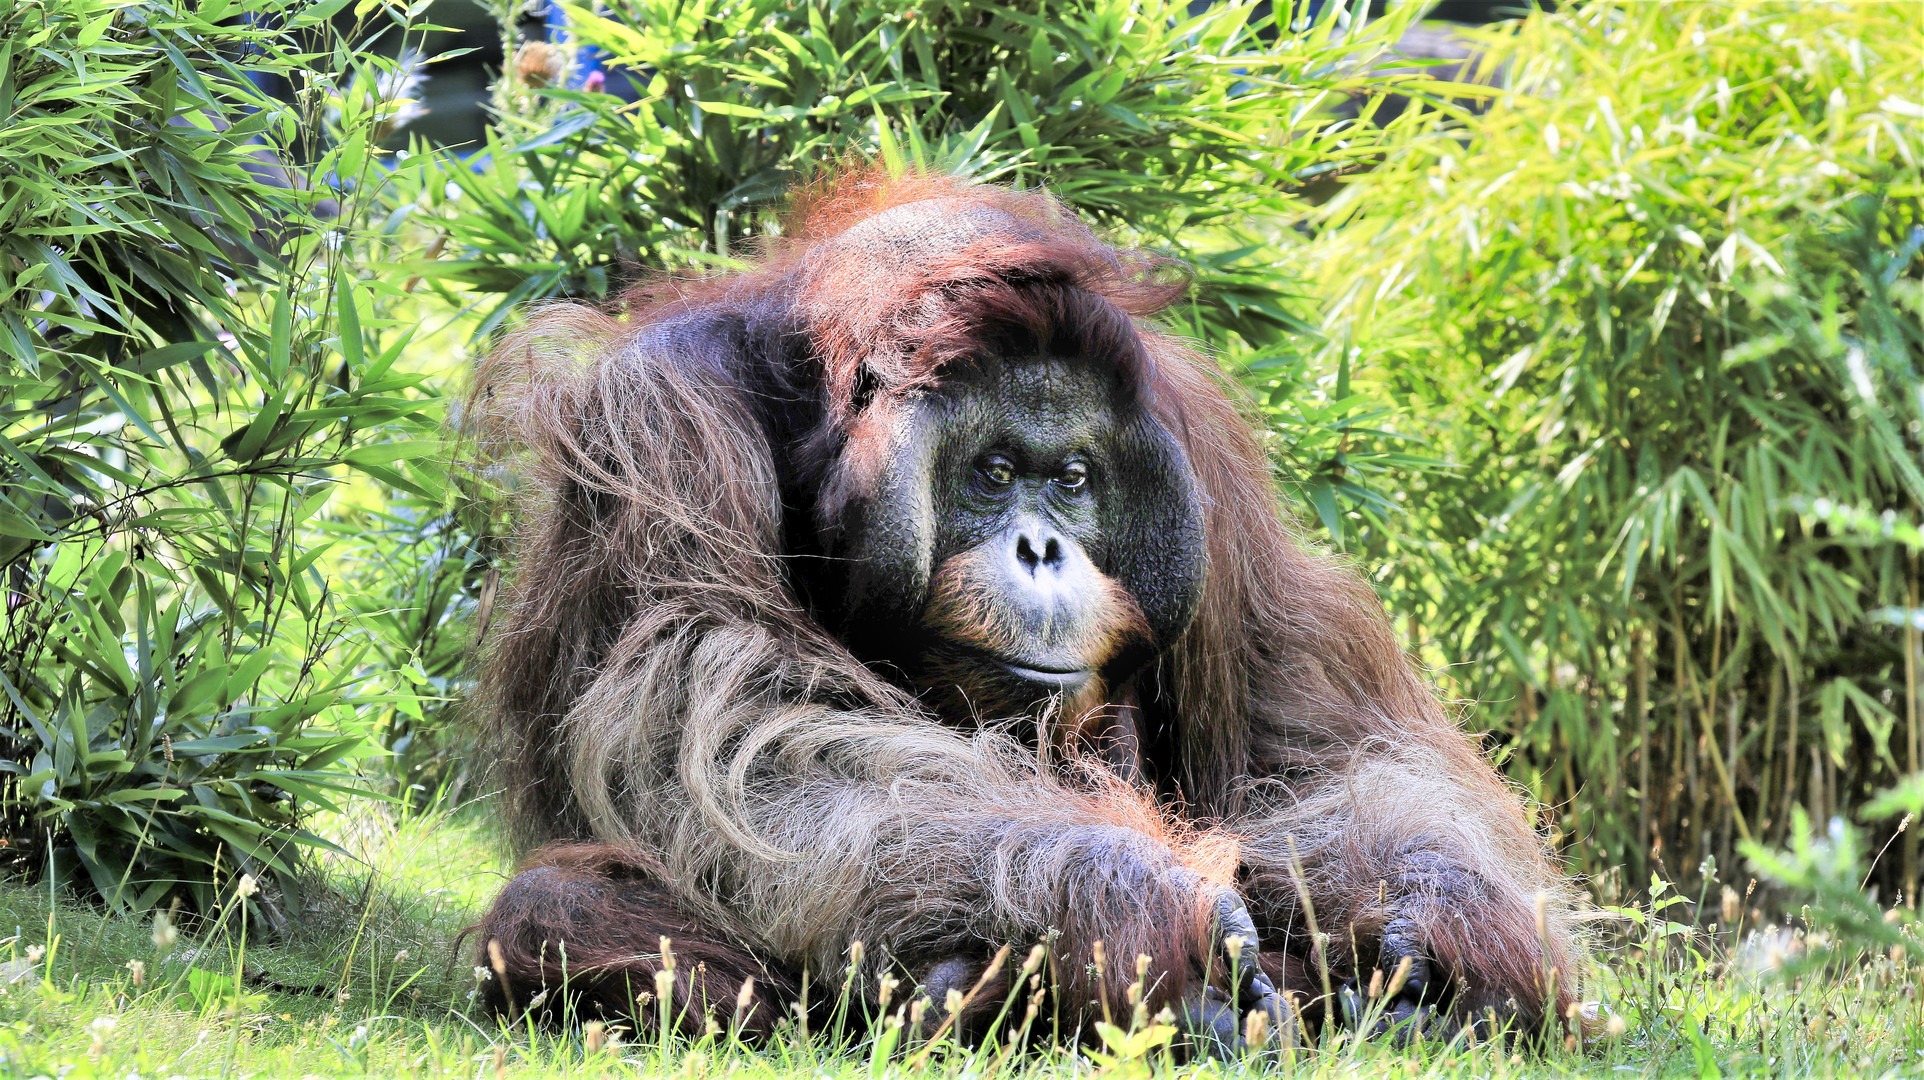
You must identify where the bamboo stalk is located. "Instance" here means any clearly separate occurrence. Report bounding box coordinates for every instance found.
[1907,562,1919,900]
[1725,691,1742,863]
[1633,627,1651,875]
[1693,690,1752,843]
[1781,664,1800,843]
[1826,745,1838,825]
[1682,620,1751,843]
[1811,746,1826,827]
[1675,607,1692,860]
[1706,622,1729,854]
[1757,663,1781,838]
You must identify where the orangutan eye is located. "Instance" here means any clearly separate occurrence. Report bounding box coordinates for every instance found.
[979,455,1017,486]
[1055,461,1089,491]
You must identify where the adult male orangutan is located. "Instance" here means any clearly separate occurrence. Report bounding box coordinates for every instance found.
[466,169,1583,1051]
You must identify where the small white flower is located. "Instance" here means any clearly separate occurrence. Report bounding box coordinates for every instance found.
[474,965,493,982]
[235,874,259,899]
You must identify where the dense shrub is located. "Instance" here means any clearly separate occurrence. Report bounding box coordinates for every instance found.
[412,0,1440,351]
[1291,1,1923,896]
[0,0,447,918]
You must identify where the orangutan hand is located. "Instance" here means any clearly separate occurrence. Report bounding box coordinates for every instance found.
[1175,888,1293,1058]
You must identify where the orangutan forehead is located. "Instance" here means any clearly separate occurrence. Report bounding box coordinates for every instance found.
[928,356,1131,442]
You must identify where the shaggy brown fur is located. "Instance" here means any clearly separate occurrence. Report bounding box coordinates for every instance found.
[468,168,1583,1042]
[477,844,794,1034]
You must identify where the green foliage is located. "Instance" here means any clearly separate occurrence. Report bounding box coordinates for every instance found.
[0,0,450,915]
[1289,0,1924,892]
[1744,807,1911,974]
[412,0,1436,345]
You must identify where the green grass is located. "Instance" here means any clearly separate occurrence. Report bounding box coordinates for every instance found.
[0,807,1918,1078]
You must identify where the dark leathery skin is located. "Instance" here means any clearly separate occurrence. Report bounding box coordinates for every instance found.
[922,955,979,1008]
[1340,847,1484,1042]
[1175,889,1293,1057]
[1177,986,1243,1058]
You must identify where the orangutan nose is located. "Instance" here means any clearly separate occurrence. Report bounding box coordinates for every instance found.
[1014,528,1065,576]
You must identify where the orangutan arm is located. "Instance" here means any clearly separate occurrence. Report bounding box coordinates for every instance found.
[551,611,1246,1022]
[1228,743,1583,1036]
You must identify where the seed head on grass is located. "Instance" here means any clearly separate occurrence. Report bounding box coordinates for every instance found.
[86,1016,116,1060]
[730,976,756,1032]
[1021,944,1045,977]
[1385,955,1413,998]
